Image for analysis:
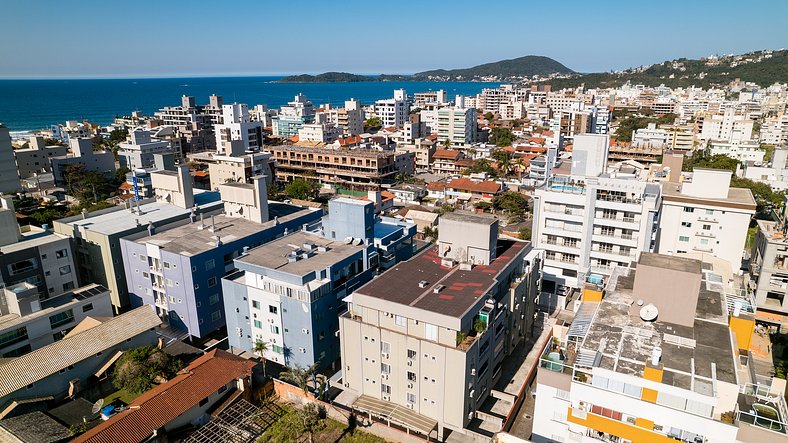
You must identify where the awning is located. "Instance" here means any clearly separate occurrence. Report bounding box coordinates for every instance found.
[94,350,124,378]
[352,395,437,436]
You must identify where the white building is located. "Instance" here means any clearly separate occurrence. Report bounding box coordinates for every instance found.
[709,140,764,163]
[656,168,756,270]
[571,134,610,178]
[117,127,178,170]
[700,109,755,143]
[760,114,788,145]
[532,253,782,443]
[374,89,409,128]
[632,123,670,148]
[531,175,661,291]
[214,103,263,156]
[298,122,340,143]
[436,107,477,145]
[741,148,788,191]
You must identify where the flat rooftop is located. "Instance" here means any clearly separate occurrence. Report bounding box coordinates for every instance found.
[129,202,314,256]
[440,211,498,225]
[57,190,222,235]
[355,240,526,319]
[236,231,367,277]
[0,225,69,255]
[638,252,702,274]
[661,181,756,209]
[0,284,109,330]
[575,262,737,388]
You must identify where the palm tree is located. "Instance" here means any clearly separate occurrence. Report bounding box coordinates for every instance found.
[254,340,269,378]
[514,157,525,180]
[279,363,320,395]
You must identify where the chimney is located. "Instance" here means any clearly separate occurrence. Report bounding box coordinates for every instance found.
[147,221,155,236]
[651,347,662,366]
[209,215,216,233]
[199,213,206,230]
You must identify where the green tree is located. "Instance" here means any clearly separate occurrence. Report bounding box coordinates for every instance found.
[483,112,495,122]
[491,150,513,176]
[285,179,318,200]
[254,340,269,378]
[731,176,784,214]
[279,363,320,395]
[489,127,515,147]
[493,191,527,216]
[112,346,184,395]
[464,159,497,176]
[114,166,130,185]
[519,227,532,240]
[364,117,382,129]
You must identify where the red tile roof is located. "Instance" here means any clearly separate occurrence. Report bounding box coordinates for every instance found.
[427,181,448,191]
[337,135,363,147]
[455,158,475,168]
[527,137,546,145]
[433,149,462,160]
[74,349,256,443]
[447,178,501,194]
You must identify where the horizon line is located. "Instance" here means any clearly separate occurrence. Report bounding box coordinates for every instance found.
[0,72,425,81]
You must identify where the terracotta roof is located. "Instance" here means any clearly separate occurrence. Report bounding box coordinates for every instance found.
[118,182,133,191]
[455,159,475,168]
[74,349,256,443]
[338,135,363,147]
[427,181,448,191]
[447,178,501,194]
[194,170,210,178]
[527,137,546,145]
[433,149,462,160]
[288,135,300,143]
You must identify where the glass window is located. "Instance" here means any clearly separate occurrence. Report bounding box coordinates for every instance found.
[395,315,406,326]
[254,320,262,328]
[252,300,260,309]
[0,327,28,348]
[425,323,438,341]
[56,249,68,258]
[269,305,278,314]
[207,277,217,287]
[59,265,71,275]
[211,310,221,321]
[679,236,689,242]
[407,393,416,404]
[205,259,215,271]
[82,303,93,313]
[49,310,75,328]
[209,293,220,305]
[270,325,279,334]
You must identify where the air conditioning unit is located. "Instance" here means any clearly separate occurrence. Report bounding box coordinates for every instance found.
[408,383,413,389]
[407,403,414,409]
[407,360,413,366]
[345,382,350,388]
[383,374,389,380]
[383,395,390,401]
[302,328,310,334]
[382,352,389,358]
[470,368,476,376]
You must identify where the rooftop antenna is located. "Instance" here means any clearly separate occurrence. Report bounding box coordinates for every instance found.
[199,212,205,230]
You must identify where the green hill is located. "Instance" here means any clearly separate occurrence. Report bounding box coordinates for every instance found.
[415,55,574,80]
[278,72,375,83]
[543,50,788,89]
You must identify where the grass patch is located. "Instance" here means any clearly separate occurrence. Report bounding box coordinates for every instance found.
[102,388,138,407]
[258,404,388,443]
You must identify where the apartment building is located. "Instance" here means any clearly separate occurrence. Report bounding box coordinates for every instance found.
[298,122,341,143]
[437,107,477,145]
[53,166,224,312]
[339,212,542,440]
[749,220,788,324]
[272,94,316,138]
[397,138,436,171]
[631,123,670,148]
[50,137,115,185]
[656,168,756,271]
[709,140,765,163]
[531,176,661,290]
[154,95,218,153]
[430,149,465,175]
[741,148,788,191]
[120,177,322,338]
[760,114,788,145]
[13,136,68,179]
[213,103,263,156]
[0,197,78,299]
[117,127,178,170]
[374,89,409,128]
[532,253,786,443]
[338,99,365,136]
[700,108,755,143]
[477,85,528,113]
[270,145,413,191]
[0,283,112,357]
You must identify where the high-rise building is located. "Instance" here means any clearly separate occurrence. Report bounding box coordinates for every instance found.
[374,89,409,129]
[0,124,21,193]
[436,107,477,145]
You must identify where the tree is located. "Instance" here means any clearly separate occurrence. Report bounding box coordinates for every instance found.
[254,340,269,378]
[483,112,495,122]
[114,166,130,185]
[422,226,438,241]
[731,176,784,214]
[364,117,382,129]
[491,149,513,176]
[285,179,318,200]
[296,403,326,443]
[279,363,320,395]
[493,191,527,216]
[489,127,515,147]
[465,158,497,176]
[112,346,184,395]
[519,227,532,240]
[442,138,451,147]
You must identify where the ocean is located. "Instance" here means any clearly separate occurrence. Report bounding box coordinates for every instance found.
[0,76,500,135]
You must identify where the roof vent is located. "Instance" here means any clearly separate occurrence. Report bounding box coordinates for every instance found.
[418,280,429,288]
[433,285,445,293]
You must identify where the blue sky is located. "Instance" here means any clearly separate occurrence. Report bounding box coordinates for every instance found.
[1,0,786,78]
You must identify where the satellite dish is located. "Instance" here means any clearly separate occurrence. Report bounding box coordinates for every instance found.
[636,299,644,306]
[640,304,659,322]
[91,398,105,414]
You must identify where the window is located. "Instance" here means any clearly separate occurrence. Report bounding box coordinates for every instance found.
[205,259,215,271]
[63,281,75,291]
[407,349,417,359]
[207,277,217,287]
[163,262,171,269]
[166,278,174,287]
[0,327,28,348]
[49,310,75,328]
[8,258,38,276]
[254,320,262,328]
[395,315,406,327]
[702,224,711,231]
[679,236,689,242]
[681,221,692,228]
[56,249,68,258]
[270,325,280,334]
[140,255,147,262]
[407,371,416,382]
[269,305,278,314]
[82,303,93,313]
[252,300,260,309]
[381,363,391,374]
[57,265,71,276]
[209,293,220,305]
[407,393,416,404]
[381,341,391,354]
[700,239,709,246]
[198,397,209,407]
[381,384,391,395]
[425,323,438,341]
[683,207,694,213]
[705,209,714,215]
[211,311,221,321]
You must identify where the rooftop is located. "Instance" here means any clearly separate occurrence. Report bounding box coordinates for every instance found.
[236,231,368,277]
[441,211,499,226]
[661,180,756,209]
[56,190,222,235]
[273,145,397,158]
[568,260,737,389]
[0,284,109,330]
[0,305,161,398]
[73,349,256,443]
[128,202,315,256]
[354,240,526,319]
[0,411,70,443]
